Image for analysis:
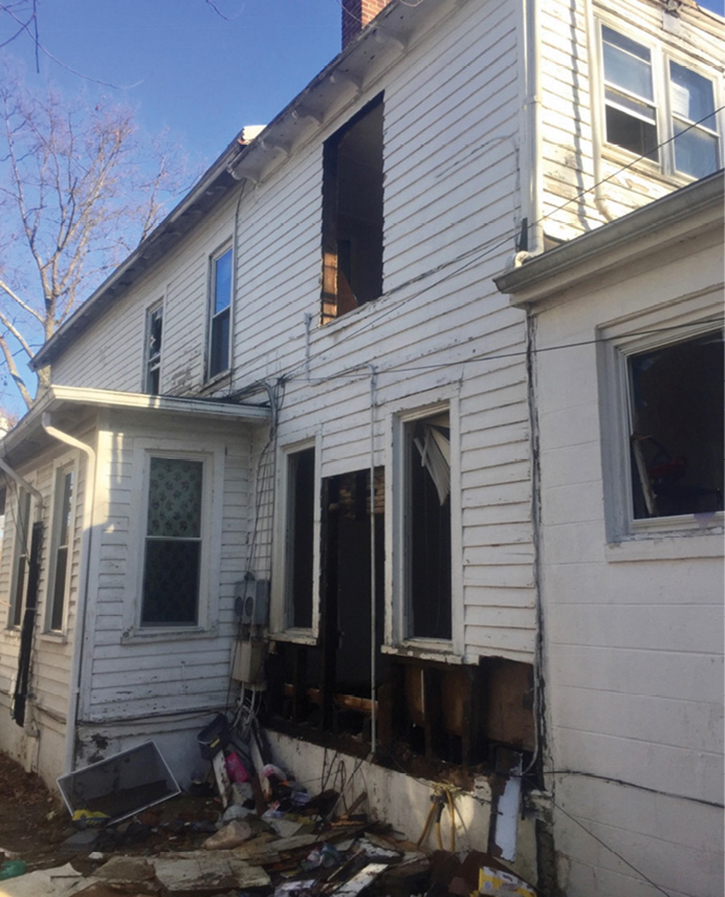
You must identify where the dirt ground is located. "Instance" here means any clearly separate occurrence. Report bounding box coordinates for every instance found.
[0,751,222,877]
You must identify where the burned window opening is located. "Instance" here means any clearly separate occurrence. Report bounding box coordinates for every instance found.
[268,467,386,740]
[407,413,452,641]
[321,95,384,324]
[145,304,163,395]
[628,330,723,519]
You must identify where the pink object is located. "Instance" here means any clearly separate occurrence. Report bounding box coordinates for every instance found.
[225,751,250,783]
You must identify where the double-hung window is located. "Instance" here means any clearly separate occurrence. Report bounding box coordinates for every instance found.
[600,24,721,179]
[208,246,232,378]
[48,468,74,632]
[9,489,32,629]
[141,456,204,627]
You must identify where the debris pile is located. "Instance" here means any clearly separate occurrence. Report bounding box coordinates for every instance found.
[0,711,537,896]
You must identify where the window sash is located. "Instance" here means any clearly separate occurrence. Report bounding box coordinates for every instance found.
[208,248,232,377]
[10,490,31,628]
[48,470,74,632]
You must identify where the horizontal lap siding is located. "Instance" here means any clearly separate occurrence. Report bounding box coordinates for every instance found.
[84,418,253,721]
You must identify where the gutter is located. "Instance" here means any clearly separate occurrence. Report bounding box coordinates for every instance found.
[40,413,98,776]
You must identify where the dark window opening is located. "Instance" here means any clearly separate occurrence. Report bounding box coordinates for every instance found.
[268,467,386,741]
[49,470,74,632]
[629,330,724,519]
[10,490,31,629]
[407,413,452,640]
[321,95,384,324]
[287,448,316,629]
[145,305,163,394]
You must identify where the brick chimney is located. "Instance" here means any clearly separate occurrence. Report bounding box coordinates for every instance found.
[342,0,393,49]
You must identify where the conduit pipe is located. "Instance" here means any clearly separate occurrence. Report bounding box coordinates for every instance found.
[41,413,97,775]
[0,459,43,504]
[367,364,378,755]
[523,0,544,255]
[585,0,616,222]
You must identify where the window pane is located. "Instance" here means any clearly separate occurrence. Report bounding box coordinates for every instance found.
[147,458,203,538]
[11,557,26,628]
[50,547,68,630]
[602,29,653,101]
[214,249,232,315]
[209,309,230,376]
[58,472,73,546]
[670,62,715,123]
[628,332,724,519]
[142,540,200,625]
[605,104,658,159]
[673,122,719,178]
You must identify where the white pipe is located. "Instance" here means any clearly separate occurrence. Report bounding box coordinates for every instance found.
[41,413,97,775]
[585,0,616,222]
[0,459,44,504]
[524,0,544,254]
[367,364,377,755]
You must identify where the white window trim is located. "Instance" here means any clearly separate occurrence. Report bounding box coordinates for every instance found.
[388,396,464,658]
[44,459,78,634]
[270,435,321,644]
[142,298,165,394]
[206,241,234,382]
[7,484,34,631]
[122,438,224,642]
[597,298,723,544]
[594,17,724,181]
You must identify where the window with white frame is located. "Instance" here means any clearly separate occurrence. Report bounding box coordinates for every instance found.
[208,246,232,378]
[47,468,74,631]
[8,488,31,629]
[141,456,205,626]
[402,409,452,641]
[144,303,163,394]
[600,24,721,179]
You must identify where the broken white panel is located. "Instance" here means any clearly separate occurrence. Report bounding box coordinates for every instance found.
[494,753,523,862]
[334,862,389,895]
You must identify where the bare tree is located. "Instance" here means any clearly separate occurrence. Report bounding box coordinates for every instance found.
[0,68,188,409]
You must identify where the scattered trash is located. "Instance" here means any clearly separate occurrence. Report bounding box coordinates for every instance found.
[203,818,254,850]
[0,859,26,880]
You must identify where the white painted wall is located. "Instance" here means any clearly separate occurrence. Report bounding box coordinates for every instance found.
[533,232,724,895]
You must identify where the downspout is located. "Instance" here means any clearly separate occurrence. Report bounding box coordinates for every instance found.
[523,0,544,255]
[41,413,97,775]
[367,364,377,755]
[585,0,616,222]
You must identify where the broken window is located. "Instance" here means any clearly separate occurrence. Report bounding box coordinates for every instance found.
[321,95,384,323]
[285,447,316,630]
[600,24,720,178]
[405,411,452,641]
[208,246,232,378]
[144,304,163,394]
[8,488,31,629]
[141,457,203,626]
[48,469,74,632]
[628,330,723,519]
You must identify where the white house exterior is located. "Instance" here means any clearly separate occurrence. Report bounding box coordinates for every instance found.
[497,170,724,897]
[0,0,722,891]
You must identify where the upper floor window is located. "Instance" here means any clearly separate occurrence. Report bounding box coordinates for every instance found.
[208,246,232,378]
[145,303,163,394]
[48,468,74,632]
[601,25,720,179]
[321,95,384,324]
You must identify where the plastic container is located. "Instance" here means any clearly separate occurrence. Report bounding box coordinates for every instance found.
[197,713,231,760]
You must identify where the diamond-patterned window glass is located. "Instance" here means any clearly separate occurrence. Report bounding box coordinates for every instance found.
[146,458,202,538]
[142,457,204,626]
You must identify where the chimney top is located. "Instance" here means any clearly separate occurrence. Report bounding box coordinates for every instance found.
[342,0,393,49]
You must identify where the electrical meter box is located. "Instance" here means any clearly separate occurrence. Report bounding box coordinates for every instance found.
[233,577,269,626]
